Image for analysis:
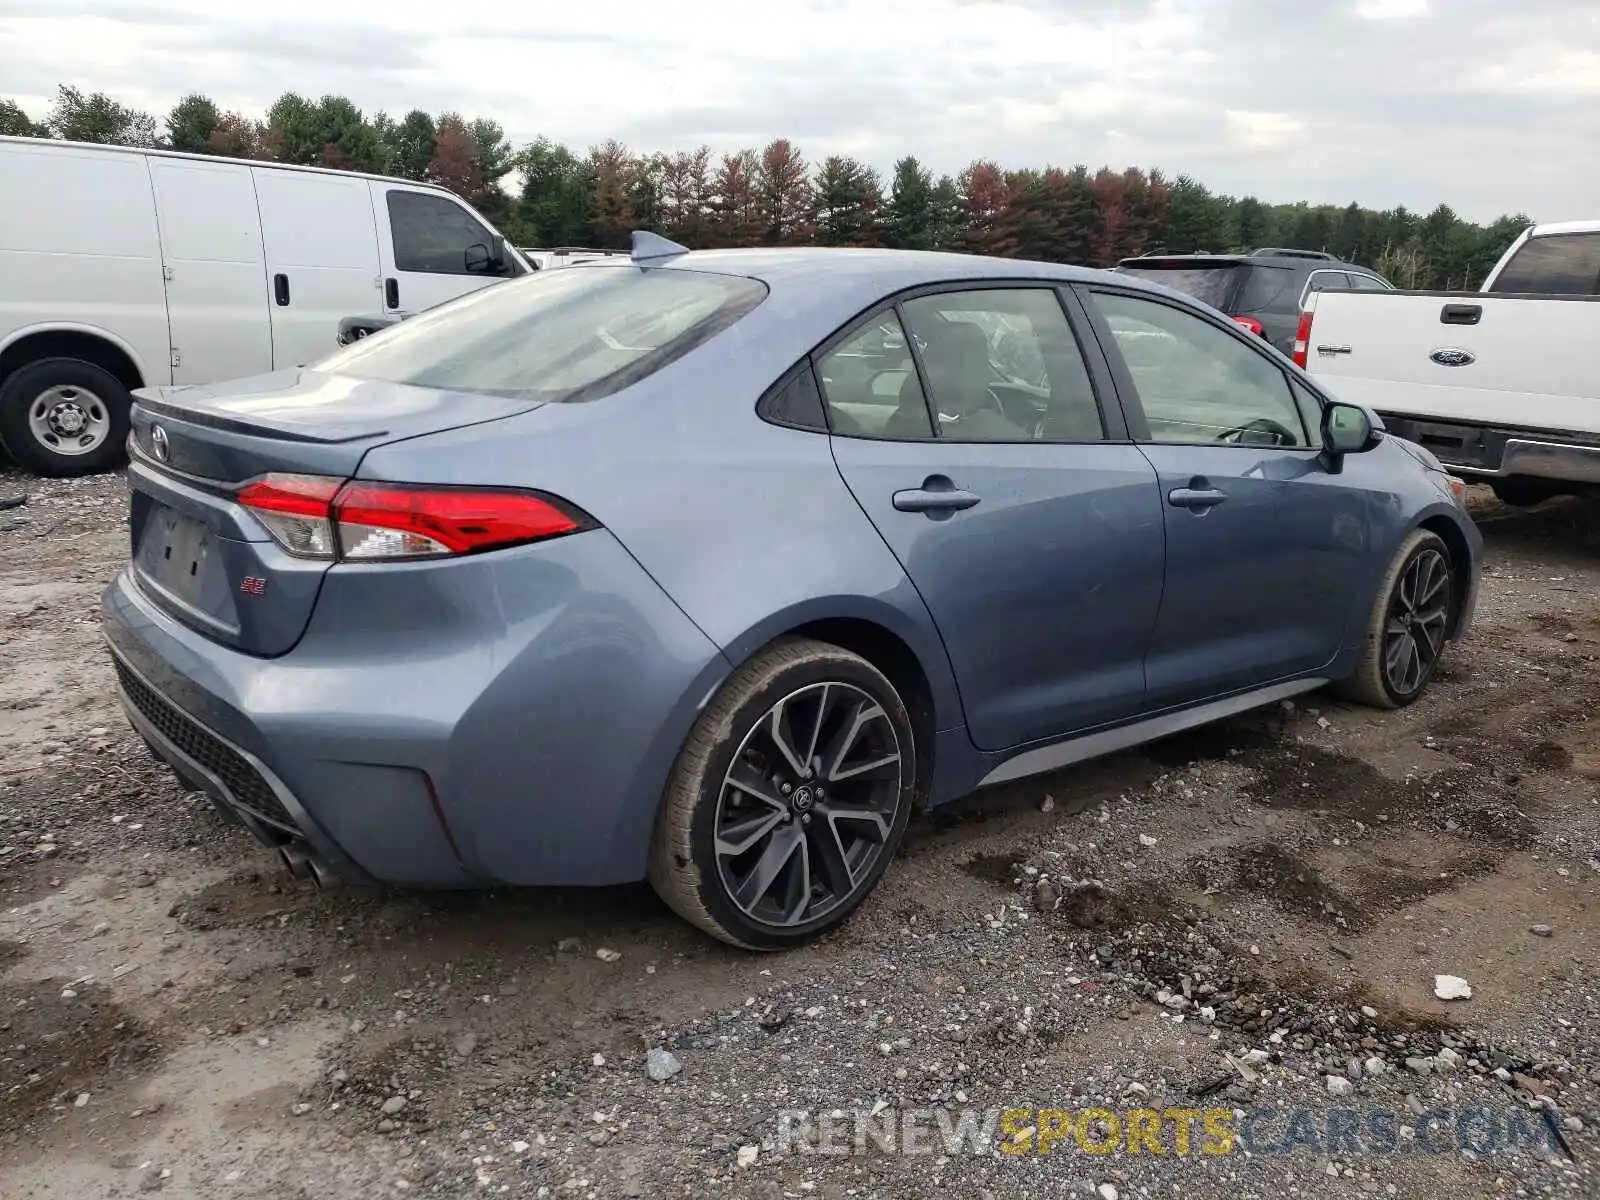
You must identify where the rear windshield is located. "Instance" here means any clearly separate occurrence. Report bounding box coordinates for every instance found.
[1115,265,1241,311]
[1487,232,1600,295]
[316,265,768,401]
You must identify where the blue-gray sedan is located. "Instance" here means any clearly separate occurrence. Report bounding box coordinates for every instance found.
[102,233,1481,949]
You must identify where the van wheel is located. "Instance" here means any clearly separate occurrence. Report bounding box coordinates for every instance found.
[648,638,916,950]
[0,358,132,477]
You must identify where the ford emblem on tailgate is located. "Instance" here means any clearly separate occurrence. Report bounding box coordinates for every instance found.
[150,425,169,462]
[1429,348,1476,368]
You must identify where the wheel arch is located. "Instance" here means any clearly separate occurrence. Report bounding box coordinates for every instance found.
[715,598,965,806]
[0,324,151,394]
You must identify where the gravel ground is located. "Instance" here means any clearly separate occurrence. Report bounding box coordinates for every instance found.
[2,462,1598,1199]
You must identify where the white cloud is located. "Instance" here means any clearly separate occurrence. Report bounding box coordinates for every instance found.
[1,0,1598,220]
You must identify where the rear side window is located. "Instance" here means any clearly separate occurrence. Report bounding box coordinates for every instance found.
[1346,273,1392,291]
[387,190,502,276]
[1115,265,1240,311]
[319,265,768,401]
[1235,265,1297,313]
[1300,270,1354,306]
[1488,233,1600,295]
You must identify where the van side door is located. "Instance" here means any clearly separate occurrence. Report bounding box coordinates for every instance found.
[368,184,522,318]
[252,167,383,370]
[148,157,273,385]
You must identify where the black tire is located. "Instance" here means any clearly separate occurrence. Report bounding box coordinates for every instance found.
[1335,529,1454,710]
[648,638,917,950]
[0,357,132,477]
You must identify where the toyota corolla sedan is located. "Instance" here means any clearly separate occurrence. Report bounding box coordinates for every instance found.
[103,233,1480,950]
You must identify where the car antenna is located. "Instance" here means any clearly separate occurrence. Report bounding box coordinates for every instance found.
[631,230,690,264]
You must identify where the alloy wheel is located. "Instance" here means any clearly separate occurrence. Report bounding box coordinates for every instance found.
[713,681,904,929]
[1382,547,1450,698]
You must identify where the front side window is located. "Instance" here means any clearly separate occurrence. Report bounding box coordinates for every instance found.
[1090,291,1309,448]
[899,289,1104,442]
[816,312,932,439]
[386,190,504,276]
[1488,232,1600,295]
[318,265,767,401]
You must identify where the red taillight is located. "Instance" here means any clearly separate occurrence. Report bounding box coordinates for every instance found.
[1292,310,1314,368]
[1231,315,1264,337]
[237,474,342,559]
[237,474,589,562]
[334,483,582,559]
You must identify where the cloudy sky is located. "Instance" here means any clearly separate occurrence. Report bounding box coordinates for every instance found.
[2,0,1597,222]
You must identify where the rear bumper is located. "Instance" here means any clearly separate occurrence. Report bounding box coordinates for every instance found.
[101,529,731,888]
[1378,414,1600,484]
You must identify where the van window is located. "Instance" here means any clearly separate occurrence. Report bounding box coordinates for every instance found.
[317,264,767,402]
[1488,233,1600,295]
[386,190,503,276]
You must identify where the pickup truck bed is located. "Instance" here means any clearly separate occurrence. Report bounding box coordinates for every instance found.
[1303,289,1600,499]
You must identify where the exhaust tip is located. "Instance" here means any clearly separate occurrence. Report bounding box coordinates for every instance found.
[279,843,340,888]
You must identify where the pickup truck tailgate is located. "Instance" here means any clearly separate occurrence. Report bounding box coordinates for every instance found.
[1306,291,1600,436]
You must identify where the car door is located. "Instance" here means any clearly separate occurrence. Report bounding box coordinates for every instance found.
[822,285,1166,751]
[253,167,383,370]
[1080,285,1370,708]
[148,157,273,385]
[369,184,521,319]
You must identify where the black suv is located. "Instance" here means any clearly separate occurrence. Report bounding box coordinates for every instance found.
[1113,248,1393,358]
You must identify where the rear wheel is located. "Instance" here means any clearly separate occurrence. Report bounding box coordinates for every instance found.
[1336,529,1453,709]
[648,638,916,950]
[0,357,131,477]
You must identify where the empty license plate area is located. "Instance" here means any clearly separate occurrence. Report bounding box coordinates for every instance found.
[134,504,238,630]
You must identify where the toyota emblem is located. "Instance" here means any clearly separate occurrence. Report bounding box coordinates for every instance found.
[150,425,169,462]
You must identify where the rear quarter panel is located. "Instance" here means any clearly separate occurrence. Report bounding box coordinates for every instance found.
[1306,290,1600,434]
[355,280,966,745]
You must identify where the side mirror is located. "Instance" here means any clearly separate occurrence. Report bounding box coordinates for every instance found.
[1321,401,1380,466]
[464,242,492,273]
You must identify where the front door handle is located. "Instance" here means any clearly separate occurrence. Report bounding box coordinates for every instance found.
[1168,486,1228,510]
[893,475,981,516]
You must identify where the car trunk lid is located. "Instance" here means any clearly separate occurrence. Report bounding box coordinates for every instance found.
[126,368,545,656]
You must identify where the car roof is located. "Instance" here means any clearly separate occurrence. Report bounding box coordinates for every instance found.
[1527,219,1600,238]
[1115,252,1388,282]
[591,246,1117,312]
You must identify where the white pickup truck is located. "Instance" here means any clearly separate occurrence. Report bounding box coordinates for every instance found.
[1299,219,1600,505]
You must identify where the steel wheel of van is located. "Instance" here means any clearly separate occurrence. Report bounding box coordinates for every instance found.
[0,357,132,477]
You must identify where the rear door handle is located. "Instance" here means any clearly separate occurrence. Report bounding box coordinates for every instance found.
[1168,486,1228,510]
[273,273,290,306]
[385,277,400,309]
[1441,303,1482,326]
[893,475,981,516]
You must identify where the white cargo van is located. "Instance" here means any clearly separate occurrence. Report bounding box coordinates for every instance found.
[0,136,530,476]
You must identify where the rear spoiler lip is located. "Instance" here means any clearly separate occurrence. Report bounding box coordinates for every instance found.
[130,379,377,445]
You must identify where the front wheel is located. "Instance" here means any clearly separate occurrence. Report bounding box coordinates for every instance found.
[1335,529,1454,709]
[0,357,132,477]
[648,638,916,950]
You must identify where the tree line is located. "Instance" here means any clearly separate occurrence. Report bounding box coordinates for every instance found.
[2,84,1533,290]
